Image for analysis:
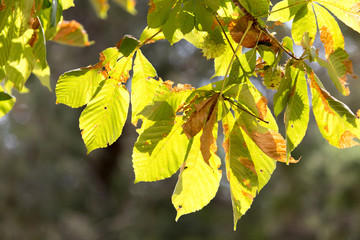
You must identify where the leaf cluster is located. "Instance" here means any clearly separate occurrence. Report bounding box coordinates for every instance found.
[1,0,360,230]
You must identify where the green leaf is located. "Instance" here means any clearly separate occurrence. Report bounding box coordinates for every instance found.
[131,50,158,125]
[239,0,269,17]
[257,45,276,66]
[147,0,175,28]
[213,43,235,78]
[88,0,109,19]
[268,0,308,22]
[284,64,309,159]
[172,128,221,221]
[79,78,130,153]
[6,29,36,90]
[56,48,120,108]
[32,18,48,70]
[51,20,94,47]
[308,69,360,148]
[223,114,275,230]
[313,3,344,58]
[59,0,74,10]
[292,3,317,45]
[282,36,294,54]
[316,0,360,33]
[33,63,51,91]
[0,86,15,119]
[315,49,352,96]
[132,90,193,182]
[113,0,137,15]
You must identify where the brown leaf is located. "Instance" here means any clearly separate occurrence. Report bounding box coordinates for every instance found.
[228,16,278,52]
[200,104,218,165]
[251,129,298,163]
[182,93,220,139]
[0,0,6,11]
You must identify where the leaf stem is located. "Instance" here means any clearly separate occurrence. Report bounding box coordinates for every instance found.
[222,96,269,124]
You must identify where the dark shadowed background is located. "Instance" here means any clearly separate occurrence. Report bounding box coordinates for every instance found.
[1,1,360,239]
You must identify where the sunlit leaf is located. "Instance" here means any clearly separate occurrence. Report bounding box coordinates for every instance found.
[239,0,269,17]
[52,20,94,47]
[313,4,344,58]
[131,50,159,125]
[316,49,353,96]
[283,64,309,160]
[33,63,51,91]
[308,69,360,148]
[56,48,120,108]
[292,3,317,45]
[268,0,307,23]
[172,127,221,221]
[132,89,193,182]
[79,77,130,153]
[317,0,360,33]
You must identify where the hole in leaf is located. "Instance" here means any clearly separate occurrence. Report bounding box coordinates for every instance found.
[104,107,107,110]
[291,124,294,128]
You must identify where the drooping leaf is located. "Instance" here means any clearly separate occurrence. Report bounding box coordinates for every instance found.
[6,29,36,90]
[51,20,94,47]
[308,69,360,148]
[315,49,353,96]
[172,127,222,221]
[223,111,276,229]
[313,3,344,58]
[131,49,158,125]
[283,64,309,160]
[33,63,51,91]
[291,3,317,45]
[79,77,130,153]
[132,88,193,182]
[56,47,120,108]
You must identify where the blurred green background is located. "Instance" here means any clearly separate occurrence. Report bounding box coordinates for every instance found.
[1,1,360,239]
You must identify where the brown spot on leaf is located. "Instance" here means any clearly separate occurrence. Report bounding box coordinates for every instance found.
[171,83,194,92]
[28,30,38,47]
[339,130,360,148]
[163,80,174,90]
[256,96,268,119]
[319,25,335,59]
[251,129,297,163]
[239,157,256,175]
[0,0,6,11]
[241,190,254,201]
[148,0,156,13]
[324,125,329,133]
[308,71,336,115]
[357,109,360,118]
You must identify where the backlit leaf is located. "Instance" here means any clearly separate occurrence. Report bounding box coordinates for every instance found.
[79,77,130,153]
[268,0,307,23]
[52,20,94,47]
[131,50,158,125]
[56,47,120,108]
[113,0,137,15]
[283,64,309,160]
[316,49,353,96]
[292,3,317,45]
[317,0,360,33]
[132,89,193,182]
[313,4,344,58]
[172,128,221,221]
[308,70,360,148]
